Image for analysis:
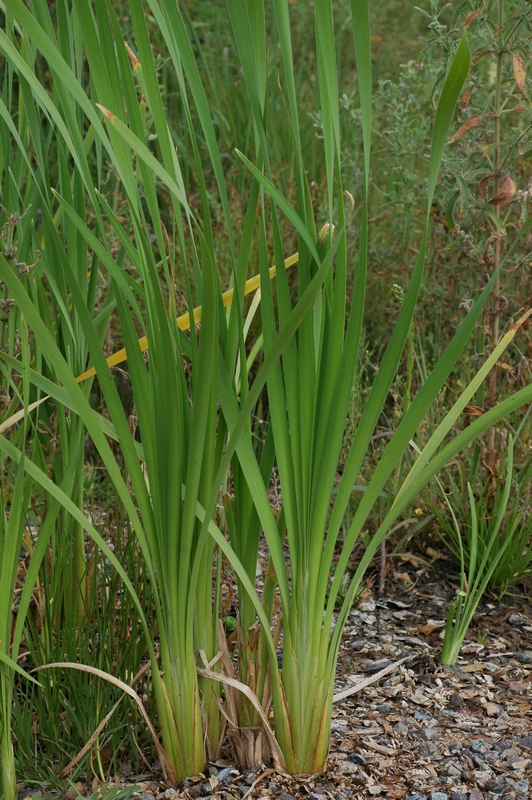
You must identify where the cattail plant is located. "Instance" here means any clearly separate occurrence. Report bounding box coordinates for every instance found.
[1,2,532,794]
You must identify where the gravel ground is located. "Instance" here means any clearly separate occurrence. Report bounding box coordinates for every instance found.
[19,562,532,800]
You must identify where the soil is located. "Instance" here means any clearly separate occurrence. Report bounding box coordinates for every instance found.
[19,560,532,800]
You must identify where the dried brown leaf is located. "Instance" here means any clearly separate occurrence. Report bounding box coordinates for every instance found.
[464,403,484,417]
[512,53,527,97]
[495,360,514,372]
[449,115,483,142]
[465,1,486,26]
[418,623,442,636]
[489,175,517,206]
[479,173,496,199]
[461,87,474,108]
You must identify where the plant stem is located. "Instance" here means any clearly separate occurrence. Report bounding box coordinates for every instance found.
[0,701,16,800]
[486,0,505,478]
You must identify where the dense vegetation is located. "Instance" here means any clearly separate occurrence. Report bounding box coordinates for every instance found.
[0,0,531,796]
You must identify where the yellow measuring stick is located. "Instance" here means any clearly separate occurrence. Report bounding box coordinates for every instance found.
[75,252,299,383]
[0,251,299,433]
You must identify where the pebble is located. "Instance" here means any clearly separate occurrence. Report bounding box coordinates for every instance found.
[449,691,464,707]
[428,793,448,800]
[501,746,521,761]
[418,741,435,757]
[394,721,409,734]
[468,791,483,800]
[469,739,492,754]
[347,751,366,764]
[506,778,529,795]
[449,793,467,800]
[216,767,235,782]
[445,764,462,778]
[516,650,532,664]
[508,614,524,625]
[493,739,512,751]
[414,708,433,720]
[471,769,493,789]
[338,760,358,775]
[422,727,440,741]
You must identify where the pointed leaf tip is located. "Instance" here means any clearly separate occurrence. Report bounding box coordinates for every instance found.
[124,42,141,70]
[96,103,115,122]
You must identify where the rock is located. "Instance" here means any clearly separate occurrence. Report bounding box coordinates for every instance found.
[501,746,521,761]
[394,721,409,734]
[471,769,493,789]
[358,597,376,612]
[428,793,448,800]
[423,727,440,741]
[505,778,529,795]
[418,741,435,757]
[347,752,367,764]
[216,768,236,782]
[516,650,532,664]
[445,764,462,778]
[470,738,492,753]
[468,791,483,800]
[338,760,359,775]
[508,614,523,625]
[449,691,464,708]
[493,739,512,752]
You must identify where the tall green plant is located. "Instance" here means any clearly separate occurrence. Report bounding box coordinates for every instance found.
[0,0,119,638]
[0,0,324,783]
[1,1,532,790]
[0,317,71,800]
[0,461,33,800]
[1,0,218,781]
[204,1,531,774]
